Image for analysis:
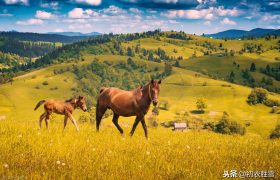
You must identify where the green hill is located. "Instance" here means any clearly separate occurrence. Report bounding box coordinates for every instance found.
[0,30,280,179]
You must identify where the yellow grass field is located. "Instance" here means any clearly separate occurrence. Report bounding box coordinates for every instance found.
[0,47,280,178]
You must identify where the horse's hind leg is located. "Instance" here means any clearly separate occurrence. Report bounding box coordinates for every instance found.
[130,116,142,136]
[38,112,47,130]
[96,103,107,132]
[112,113,123,134]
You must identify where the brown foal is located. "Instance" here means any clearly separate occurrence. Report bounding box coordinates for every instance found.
[34,96,87,131]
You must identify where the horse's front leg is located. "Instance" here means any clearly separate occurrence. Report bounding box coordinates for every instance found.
[130,116,142,136]
[140,118,148,139]
[67,112,80,132]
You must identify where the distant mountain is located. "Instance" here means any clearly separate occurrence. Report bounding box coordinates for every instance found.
[0,31,89,43]
[205,28,279,39]
[48,31,102,37]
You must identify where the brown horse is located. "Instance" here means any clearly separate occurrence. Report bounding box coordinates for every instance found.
[96,79,161,138]
[34,96,87,132]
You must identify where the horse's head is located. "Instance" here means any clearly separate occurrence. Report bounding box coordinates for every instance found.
[149,79,161,106]
[77,96,88,112]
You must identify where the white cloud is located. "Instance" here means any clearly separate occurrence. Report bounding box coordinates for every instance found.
[261,13,280,21]
[74,0,102,6]
[69,23,92,29]
[204,20,211,26]
[0,9,13,17]
[215,6,239,16]
[3,0,28,5]
[220,17,236,25]
[16,18,44,25]
[68,8,99,19]
[161,8,213,19]
[161,6,240,20]
[41,2,59,9]
[54,28,64,32]
[129,8,142,14]
[168,20,179,24]
[35,10,55,19]
[102,5,126,15]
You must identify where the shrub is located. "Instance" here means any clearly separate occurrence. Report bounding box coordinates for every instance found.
[31,75,36,79]
[79,114,90,124]
[213,112,245,135]
[50,86,58,91]
[269,124,280,139]
[42,81,49,86]
[34,85,40,89]
[247,88,268,105]
[264,99,280,107]
[196,98,207,112]
[152,106,159,116]
[158,100,170,110]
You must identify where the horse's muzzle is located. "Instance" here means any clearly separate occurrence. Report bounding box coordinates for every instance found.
[83,108,88,112]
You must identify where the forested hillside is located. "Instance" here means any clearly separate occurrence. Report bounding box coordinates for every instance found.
[0,30,280,94]
[0,31,88,43]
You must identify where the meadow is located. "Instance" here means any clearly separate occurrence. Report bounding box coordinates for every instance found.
[1,120,280,179]
[1,31,280,179]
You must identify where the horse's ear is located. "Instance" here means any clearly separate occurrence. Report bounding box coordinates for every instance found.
[158,79,161,84]
[151,79,154,83]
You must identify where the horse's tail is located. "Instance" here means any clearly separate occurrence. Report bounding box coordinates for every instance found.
[34,100,46,111]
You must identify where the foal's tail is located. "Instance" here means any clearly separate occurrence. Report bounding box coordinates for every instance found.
[34,100,46,111]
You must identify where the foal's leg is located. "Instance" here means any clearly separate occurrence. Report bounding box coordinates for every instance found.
[130,116,142,136]
[45,114,50,129]
[38,112,47,130]
[68,113,80,132]
[140,119,148,139]
[112,113,123,134]
[63,116,68,130]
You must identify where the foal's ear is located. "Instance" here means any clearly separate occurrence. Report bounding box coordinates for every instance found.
[158,79,161,84]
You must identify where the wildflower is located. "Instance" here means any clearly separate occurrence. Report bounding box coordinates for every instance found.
[18,134,22,138]
[92,148,96,151]
[139,165,142,168]
[168,141,171,146]
[56,161,61,165]
[108,150,112,154]
[37,132,41,135]
[62,163,66,166]
[146,151,150,155]
[3,164,8,168]
[86,139,89,143]
[186,145,190,149]
[197,146,201,149]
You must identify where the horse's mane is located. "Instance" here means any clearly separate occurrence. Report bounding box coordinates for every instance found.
[65,97,76,103]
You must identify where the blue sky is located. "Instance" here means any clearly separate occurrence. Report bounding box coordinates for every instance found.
[0,0,279,34]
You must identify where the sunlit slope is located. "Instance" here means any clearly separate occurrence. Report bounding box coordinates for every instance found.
[0,55,279,137]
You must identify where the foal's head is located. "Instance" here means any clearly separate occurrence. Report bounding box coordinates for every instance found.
[149,79,161,106]
[76,96,88,112]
